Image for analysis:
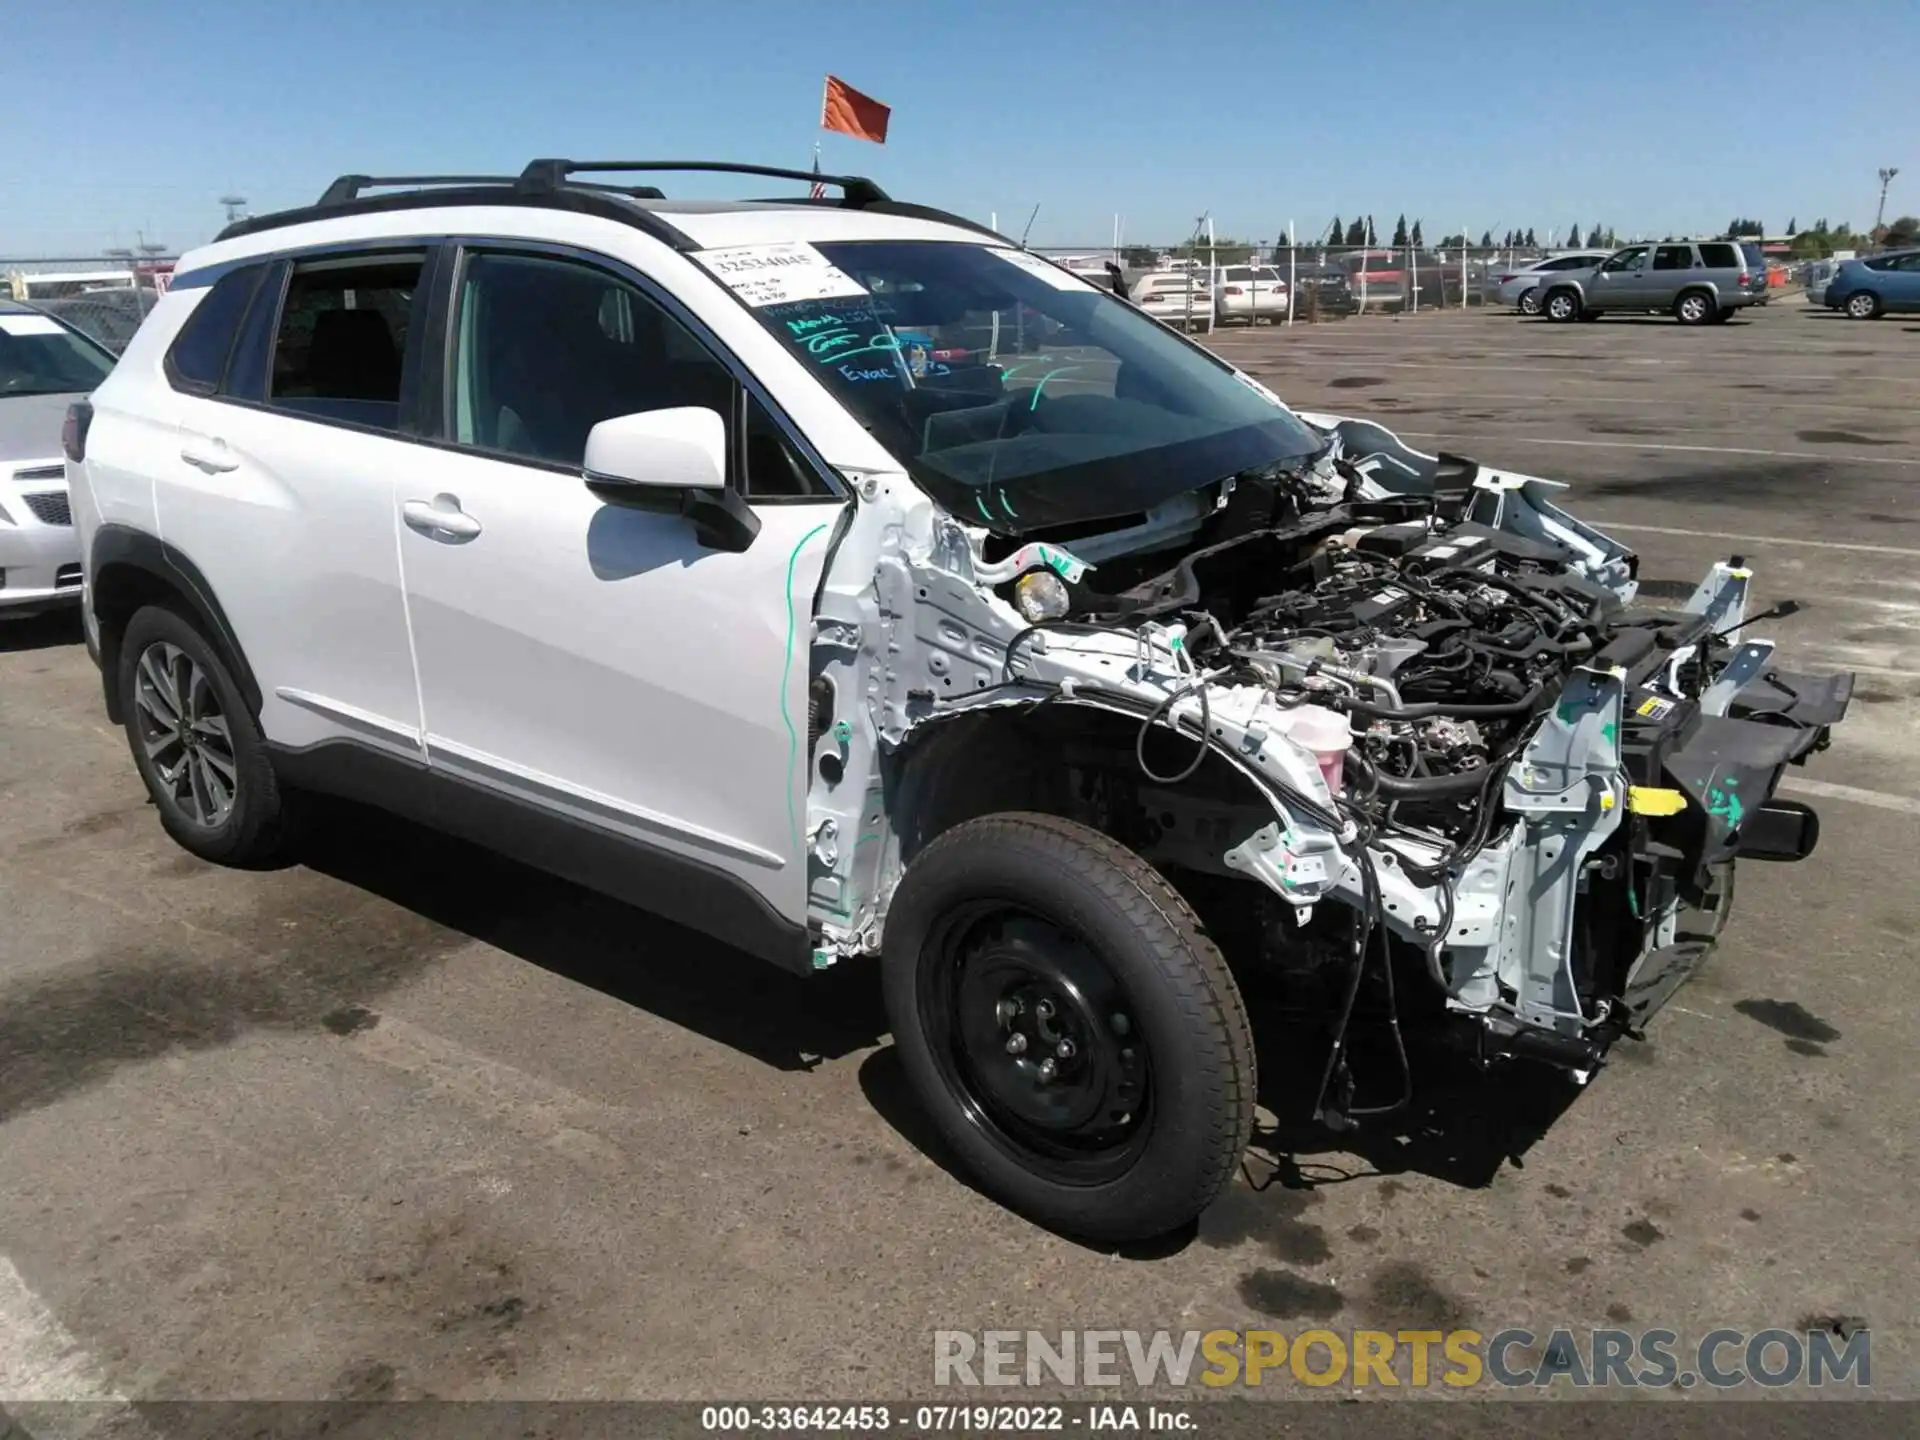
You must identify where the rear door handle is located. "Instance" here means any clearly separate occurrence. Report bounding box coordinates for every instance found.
[180,438,238,473]
[403,494,482,541]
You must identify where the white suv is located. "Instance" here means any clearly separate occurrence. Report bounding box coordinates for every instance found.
[68,161,1852,1242]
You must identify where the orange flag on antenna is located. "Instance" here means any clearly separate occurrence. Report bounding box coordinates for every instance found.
[821,76,890,144]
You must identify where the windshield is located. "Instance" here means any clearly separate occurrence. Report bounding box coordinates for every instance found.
[734,240,1323,532]
[0,312,115,395]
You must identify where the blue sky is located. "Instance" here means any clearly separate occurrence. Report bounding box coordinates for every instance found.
[5,0,1913,257]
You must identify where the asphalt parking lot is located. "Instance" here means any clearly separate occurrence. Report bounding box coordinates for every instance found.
[1,298,1915,1408]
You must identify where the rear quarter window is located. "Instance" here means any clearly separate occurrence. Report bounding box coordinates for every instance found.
[1697,243,1740,268]
[163,265,265,394]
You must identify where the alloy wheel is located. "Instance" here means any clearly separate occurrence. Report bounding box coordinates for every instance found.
[1518,288,1541,316]
[133,640,237,828]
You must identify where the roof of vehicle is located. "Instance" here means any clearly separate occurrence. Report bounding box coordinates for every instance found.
[194,160,1008,270]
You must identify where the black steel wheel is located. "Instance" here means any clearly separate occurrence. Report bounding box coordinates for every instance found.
[883,813,1254,1241]
[924,903,1154,1186]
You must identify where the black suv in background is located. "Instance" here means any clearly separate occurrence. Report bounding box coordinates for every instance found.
[1280,261,1359,318]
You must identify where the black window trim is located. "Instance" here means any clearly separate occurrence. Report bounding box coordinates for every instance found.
[162,262,268,397]
[176,236,446,445]
[428,237,847,504]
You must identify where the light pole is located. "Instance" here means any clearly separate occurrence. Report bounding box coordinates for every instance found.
[1875,168,1899,236]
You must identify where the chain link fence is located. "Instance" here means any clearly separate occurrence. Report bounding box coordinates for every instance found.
[1026,243,1576,331]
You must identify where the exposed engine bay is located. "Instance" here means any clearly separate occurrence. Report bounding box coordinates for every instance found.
[803,413,1853,1121]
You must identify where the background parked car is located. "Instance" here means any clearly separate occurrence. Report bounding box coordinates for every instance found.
[1280,262,1359,318]
[1130,271,1215,330]
[1735,242,1771,306]
[1333,250,1407,311]
[1828,249,1920,319]
[1496,252,1612,314]
[1,300,116,616]
[32,289,159,356]
[1802,258,1842,307]
[1211,265,1289,324]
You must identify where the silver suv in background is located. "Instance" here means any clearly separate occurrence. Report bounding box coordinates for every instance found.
[1538,241,1760,324]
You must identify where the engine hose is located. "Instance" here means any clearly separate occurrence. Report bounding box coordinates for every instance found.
[1334,682,1546,721]
[1344,751,1490,798]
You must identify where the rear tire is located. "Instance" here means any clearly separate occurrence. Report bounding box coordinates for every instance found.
[1675,290,1716,325]
[117,604,292,868]
[882,813,1255,1242]
[1517,287,1542,316]
[1544,288,1581,322]
[1844,290,1882,320]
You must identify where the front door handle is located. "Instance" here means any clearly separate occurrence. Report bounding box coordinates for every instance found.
[402,494,482,541]
[180,438,238,473]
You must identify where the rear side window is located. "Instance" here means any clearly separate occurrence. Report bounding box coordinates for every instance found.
[268,255,423,431]
[164,265,264,394]
[1543,256,1590,271]
[1653,245,1694,271]
[1697,243,1739,268]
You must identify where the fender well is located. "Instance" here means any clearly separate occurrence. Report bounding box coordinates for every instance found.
[89,524,263,724]
[885,701,1290,875]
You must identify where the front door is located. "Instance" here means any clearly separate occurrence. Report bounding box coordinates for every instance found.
[395,246,846,945]
[1589,244,1652,310]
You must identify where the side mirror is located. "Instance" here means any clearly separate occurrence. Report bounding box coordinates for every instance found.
[582,406,760,553]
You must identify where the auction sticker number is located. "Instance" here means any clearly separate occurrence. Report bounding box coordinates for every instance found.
[695,243,870,308]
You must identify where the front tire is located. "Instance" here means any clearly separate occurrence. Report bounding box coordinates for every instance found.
[1845,291,1882,320]
[882,813,1255,1242]
[118,604,292,867]
[1544,289,1581,322]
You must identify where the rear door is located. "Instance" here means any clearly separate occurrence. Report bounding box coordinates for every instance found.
[1647,243,1699,307]
[393,242,846,946]
[164,247,431,756]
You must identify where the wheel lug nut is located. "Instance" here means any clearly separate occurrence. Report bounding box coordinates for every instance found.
[1039,1058,1057,1082]
[1005,1033,1028,1055]
[996,1000,1016,1024]
[1055,1039,1074,1059]
[1037,999,1055,1020]
[1111,1013,1131,1037]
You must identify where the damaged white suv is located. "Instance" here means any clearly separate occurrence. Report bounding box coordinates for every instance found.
[68,162,1853,1241]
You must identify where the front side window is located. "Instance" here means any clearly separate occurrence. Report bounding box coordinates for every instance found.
[733,240,1323,532]
[268,254,422,431]
[1602,246,1650,273]
[0,310,116,396]
[1653,245,1694,271]
[449,251,828,498]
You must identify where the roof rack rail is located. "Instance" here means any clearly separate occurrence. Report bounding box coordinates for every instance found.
[519,159,891,207]
[316,174,524,206]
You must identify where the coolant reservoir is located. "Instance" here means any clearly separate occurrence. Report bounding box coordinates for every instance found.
[1274,703,1352,796]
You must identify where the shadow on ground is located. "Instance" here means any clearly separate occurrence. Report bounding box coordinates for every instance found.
[0,609,84,654]
[295,800,888,1074]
